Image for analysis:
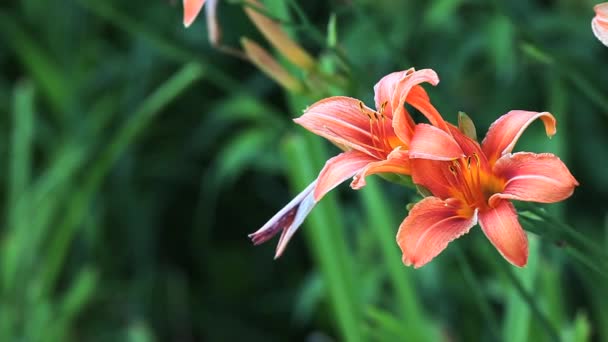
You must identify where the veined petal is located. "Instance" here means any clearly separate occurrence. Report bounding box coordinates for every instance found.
[351,148,411,189]
[478,200,528,267]
[373,68,414,119]
[489,152,579,207]
[410,158,454,199]
[593,3,608,46]
[409,124,465,160]
[294,96,379,157]
[183,0,206,27]
[390,69,441,144]
[448,125,492,172]
[373,70,401,114]
[481,110,556,165]
[249,181,317,258]
[397,197,477,268]
[314,150,376,201]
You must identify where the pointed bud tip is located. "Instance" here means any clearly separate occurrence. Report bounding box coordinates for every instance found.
[457,111,477,140]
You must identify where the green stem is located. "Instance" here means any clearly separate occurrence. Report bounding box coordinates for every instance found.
[359,179,436,341]
[494,258,561,342]
[282,135,362,342]
[454,246,501,341]
[523,205,608,261]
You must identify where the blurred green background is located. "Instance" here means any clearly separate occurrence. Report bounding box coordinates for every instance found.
[1,0,607,341]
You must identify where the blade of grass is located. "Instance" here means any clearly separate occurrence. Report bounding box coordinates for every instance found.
[8,80,35,219]
[489,240,561,342]
[359,178,437,341]
[38,63,204,295]
[78,0,243,94]
[454,246,501,341]
[502,235,540,342]
[0,13,70,117]
[2,81,36,293]
[282,134,362,342]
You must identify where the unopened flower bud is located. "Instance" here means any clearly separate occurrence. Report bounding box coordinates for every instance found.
[241,37,304,92]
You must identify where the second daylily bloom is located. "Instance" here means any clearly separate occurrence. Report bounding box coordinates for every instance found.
[397,110,579,267]
[593,3,608,46]
[250,68,447,258]
[183,0,206,27]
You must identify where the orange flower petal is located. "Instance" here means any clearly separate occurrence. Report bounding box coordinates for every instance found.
[397,197,477,268]
[410,159,454,199]
[478,200,528,267]
[314,150,376,201]
[447,126,493,172]
[183,0,206,27]
[593,3,608,46]
[373,69,414,119]
[350,148,411,189]
[294,96,380,157]
[409,124,465,160]
[389,69,442,144]
[489,152,579,207]
[481,110,556,165]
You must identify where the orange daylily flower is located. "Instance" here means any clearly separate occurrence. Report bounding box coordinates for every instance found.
[397,110,579,268]
[250,68,453,258]
[593,3,608,46]
[183,0,206,27]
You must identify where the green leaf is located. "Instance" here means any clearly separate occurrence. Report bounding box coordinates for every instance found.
[327,13,338,48]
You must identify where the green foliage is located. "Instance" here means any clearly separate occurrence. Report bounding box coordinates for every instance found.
[0,0,606,341]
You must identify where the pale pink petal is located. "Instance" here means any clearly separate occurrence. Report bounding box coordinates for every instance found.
[205,0,220,45]
[593,3,608,46]
[409,124,465,160]
[481,110,556,165]
[314,150,376,201]
[478,200,528,267]
[489,152,579,207]
[397,197,477,268]
[294,96,380,157]
[183,0,206,27]
[249,180,317,258]
[373,69,414,119]
[350,148,411,189]
[389,69,442,144]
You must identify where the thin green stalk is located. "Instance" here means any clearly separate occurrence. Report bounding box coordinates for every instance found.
[78,0,243,93]
[520,216,608,279]
[526,206,608,261]
[285,0,327,45]
[38,63,204,295]
[8,81,35,220]
[359,179,436,341]
[2,81,36,292]
[454,246,501,341]
[493,254,561,342]
[0,13,70,117]
[282,134,362,342]
[521,42,608,117]
[502,236,540,342]
[564,247,608,279]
